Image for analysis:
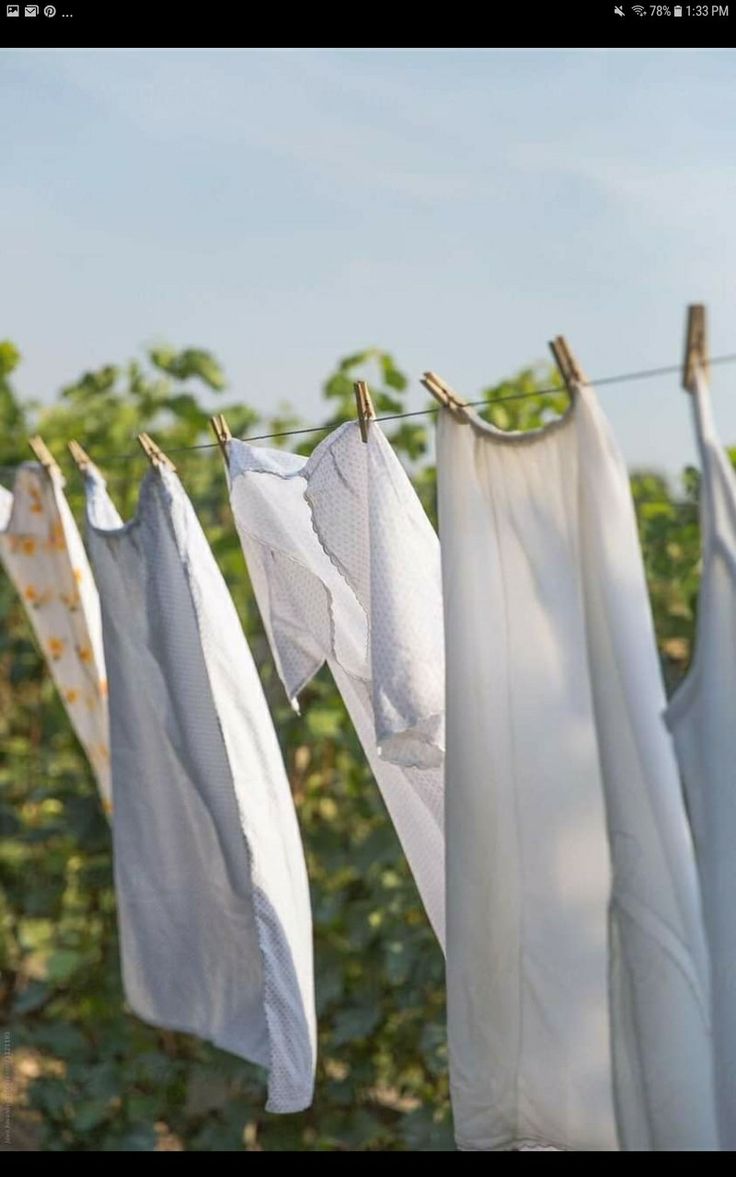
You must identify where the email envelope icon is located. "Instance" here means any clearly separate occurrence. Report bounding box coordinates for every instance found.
[25,3,39,12]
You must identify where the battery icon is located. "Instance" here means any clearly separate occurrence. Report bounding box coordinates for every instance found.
[674,3,682,12]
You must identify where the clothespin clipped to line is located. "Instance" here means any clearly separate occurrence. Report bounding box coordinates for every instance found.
[137,432,176,472]
[420,371,469,421]
[68,439,95,474]
[354,381,376,443]
[549,336,588,394]
[683,304,708,394]
[209,413,232,466]
[28,435,61,476]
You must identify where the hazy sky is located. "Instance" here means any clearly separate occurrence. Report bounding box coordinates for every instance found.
[3,48,736,475]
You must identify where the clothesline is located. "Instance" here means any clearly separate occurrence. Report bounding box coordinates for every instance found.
[2,335,733,1148]
[104,350,736,461]
[5,349,735,471]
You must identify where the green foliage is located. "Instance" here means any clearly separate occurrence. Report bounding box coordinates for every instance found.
[0,341,27,467]
[478,363,569,432]
[0,343,711,1151]
[631,468,701,693]
[148,347,227,391]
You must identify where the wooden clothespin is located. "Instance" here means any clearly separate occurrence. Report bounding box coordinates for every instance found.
[28,435,61,476]
[354,381,376,443]
[420,371,469,420]
[137,432,176,472]
[68,439,95,474]
[549,336,588,392]
[209,413,232,466]
[683,304,708,394]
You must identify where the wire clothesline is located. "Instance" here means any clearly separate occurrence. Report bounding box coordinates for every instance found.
[70,349,736,464]
[1,347,731,479]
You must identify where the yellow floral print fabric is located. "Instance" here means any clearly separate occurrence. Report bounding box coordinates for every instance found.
[0,462,112,813]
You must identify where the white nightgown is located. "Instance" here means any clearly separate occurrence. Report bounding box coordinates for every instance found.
[665,366,736,1149]
[437,385,717,1151]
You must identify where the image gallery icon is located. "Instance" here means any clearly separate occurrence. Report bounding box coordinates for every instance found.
[6,4,20,14]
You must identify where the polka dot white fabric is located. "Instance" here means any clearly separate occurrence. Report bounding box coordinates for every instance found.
[226,422,446,948]
[665,368,736,1149]
[437,387,717,1152]
[84,463,315,1113]
[0,462,111,812]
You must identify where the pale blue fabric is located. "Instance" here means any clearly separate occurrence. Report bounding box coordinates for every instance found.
[85,465,315,1113]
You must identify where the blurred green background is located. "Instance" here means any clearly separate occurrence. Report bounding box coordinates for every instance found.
[0,342,704,1150]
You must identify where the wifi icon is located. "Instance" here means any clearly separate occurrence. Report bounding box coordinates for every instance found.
[632,4,647,12]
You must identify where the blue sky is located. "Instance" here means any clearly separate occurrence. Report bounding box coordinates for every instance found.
[3,48,736,474]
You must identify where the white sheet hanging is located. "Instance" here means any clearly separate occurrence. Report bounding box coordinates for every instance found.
[0,462,111,811]
[226,421,446,948]
[83,463,315,1113]
[665,367,736,1149]
[437,386,717,1151]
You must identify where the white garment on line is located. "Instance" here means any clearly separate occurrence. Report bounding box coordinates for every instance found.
[83,463,315,1113]
[226,421,446,948]
[0,461,111,811]
[665,367,736,1149]
[437,387,717,1152]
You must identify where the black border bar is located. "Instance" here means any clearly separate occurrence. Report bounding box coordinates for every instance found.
[0,4,734,50]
